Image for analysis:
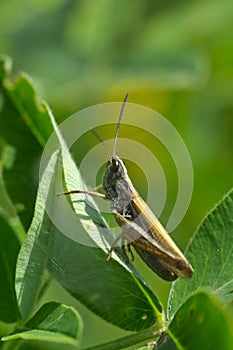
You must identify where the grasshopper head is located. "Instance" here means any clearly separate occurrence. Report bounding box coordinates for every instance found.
[108,156,125,176]
[102,156,127,198]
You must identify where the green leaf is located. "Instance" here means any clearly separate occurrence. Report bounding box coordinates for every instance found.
[0,55,53,147]
[49,232,162,332]
[2,302,82,350]
[0,144,17,218]
[168,291,233,350]
[0,142,26,242]
[15,151,60,320]
[26,302,82,339]
[3,331,78,349]
[0,55,45,229]
[168,188,233,318]
[45,108,163,331]
[0,214,20,323]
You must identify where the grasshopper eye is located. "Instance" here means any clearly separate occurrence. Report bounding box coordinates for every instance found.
[110,158,119,172]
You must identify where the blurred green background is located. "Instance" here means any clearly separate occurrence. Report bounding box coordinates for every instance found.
[1,0,233,347]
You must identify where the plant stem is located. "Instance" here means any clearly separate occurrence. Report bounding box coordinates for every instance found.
[82,325,165,350]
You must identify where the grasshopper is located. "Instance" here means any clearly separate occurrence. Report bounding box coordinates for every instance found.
[61,94,194,281]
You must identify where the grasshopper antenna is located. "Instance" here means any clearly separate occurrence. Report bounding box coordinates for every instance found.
[112,92,129,157]
[92,128,111,159]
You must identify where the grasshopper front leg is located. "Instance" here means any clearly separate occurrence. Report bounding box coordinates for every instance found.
[105,230,126,262]
[58,189,107,199]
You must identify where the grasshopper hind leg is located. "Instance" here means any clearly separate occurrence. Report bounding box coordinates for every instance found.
[127,242,134,261]
[121,239,130,263]
[121,240,134,263]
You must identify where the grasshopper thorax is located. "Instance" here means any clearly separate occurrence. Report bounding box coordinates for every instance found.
[102,156,128,199]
